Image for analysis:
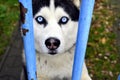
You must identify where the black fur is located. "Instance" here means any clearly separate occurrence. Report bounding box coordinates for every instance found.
[55,0,79,21]
[32,0,79,21]
[32,0,50,16]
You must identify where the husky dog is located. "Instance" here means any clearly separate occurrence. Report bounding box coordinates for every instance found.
[22,0,92,80]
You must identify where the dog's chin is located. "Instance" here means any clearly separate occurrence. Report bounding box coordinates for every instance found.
[36,48,65,56]
[48,50,58,55]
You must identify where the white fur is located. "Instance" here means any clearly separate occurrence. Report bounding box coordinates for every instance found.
[73,0,80,8]
[36,47,91,80]
[23,0,92,80]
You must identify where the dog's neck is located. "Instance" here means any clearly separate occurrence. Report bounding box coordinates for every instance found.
[36,44,75,79]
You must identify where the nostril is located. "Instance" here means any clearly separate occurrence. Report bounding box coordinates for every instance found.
[45,37,60,50]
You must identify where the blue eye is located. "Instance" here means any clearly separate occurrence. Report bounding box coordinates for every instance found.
[62,17,67,22]
[37,16,43,22]
[35,16,47,25]
[59,16,69,25]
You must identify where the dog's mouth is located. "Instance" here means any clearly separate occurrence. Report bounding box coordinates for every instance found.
[48,50,57,55]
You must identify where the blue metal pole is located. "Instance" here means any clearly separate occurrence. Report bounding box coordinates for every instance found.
[19,0,37,80]
[118,75,120,80]
[72,0,95,80]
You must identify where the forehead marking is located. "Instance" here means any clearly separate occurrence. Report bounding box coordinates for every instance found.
[50,0,55,13]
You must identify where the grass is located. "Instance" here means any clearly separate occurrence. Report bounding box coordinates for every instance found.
[86,0,120,79]
[0,0,19,55]
[0,0,120,80]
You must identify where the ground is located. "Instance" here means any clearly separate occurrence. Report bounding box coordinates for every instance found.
[0,0,120,80]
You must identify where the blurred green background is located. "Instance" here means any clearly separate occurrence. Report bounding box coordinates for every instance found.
[0,0,120,80]
[0,0,19,56]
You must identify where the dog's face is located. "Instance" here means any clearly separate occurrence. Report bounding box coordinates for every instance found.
[33,0,80,55]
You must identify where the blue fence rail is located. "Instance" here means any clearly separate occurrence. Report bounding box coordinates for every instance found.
[72,0,95,80]
[19,0,37,80]
[118,75,120,80]
[19,0,95,80]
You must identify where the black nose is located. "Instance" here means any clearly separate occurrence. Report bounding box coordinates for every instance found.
[45,37,60,50]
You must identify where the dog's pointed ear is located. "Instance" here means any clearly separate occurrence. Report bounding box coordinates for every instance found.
[73,0,80,8]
